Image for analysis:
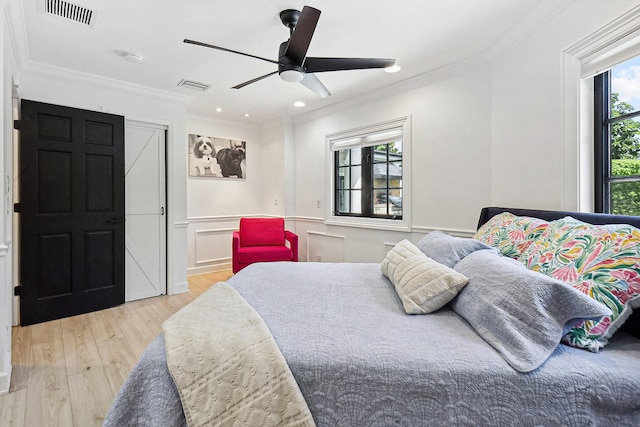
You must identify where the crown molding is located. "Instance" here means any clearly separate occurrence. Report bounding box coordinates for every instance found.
[21,61,193,105]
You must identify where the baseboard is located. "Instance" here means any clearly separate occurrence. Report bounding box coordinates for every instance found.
[0,354,11,395]
[188,262,232,276]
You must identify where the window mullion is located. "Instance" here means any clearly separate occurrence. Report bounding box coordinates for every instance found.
[594,72,610,213]
[362,147,373,216]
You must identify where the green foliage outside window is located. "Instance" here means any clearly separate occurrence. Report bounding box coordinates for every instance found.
[609,93,640,216]
[611,93,640,160]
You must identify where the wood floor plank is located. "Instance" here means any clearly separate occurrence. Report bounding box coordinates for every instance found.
[68,368,114,427]
[9,326,32,393]
[113,304,158,357]
[88,309,138,396]
[60,315,102,377]
[0,387,26,426]
[25,341,73,427]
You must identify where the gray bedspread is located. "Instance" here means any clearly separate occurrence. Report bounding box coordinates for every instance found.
[104,262,640,426]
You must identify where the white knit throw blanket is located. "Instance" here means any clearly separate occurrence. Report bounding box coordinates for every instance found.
[162,282,316,427]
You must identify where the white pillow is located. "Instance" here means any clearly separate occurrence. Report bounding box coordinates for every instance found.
[381,239,469,314]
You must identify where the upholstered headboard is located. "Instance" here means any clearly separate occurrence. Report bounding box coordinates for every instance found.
[477,207,640,339]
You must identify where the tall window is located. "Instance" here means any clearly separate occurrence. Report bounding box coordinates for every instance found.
[594,56,640,216]
[330,119,408,222]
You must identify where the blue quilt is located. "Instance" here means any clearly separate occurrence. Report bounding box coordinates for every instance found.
[105,262,640,426]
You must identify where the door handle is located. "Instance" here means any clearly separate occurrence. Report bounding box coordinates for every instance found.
[161,207,164,216]
[105,217,122,224]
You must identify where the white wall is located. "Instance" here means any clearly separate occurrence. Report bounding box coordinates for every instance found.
[186,116,267,274]
[490,0,640,211]
[290,67,493,263]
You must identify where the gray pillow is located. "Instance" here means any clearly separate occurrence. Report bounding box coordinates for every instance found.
[416,230,495,268]
[451,249,612,373]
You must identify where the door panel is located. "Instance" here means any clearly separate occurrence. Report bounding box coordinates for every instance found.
[124,121,166,302]
[20,100,125,325]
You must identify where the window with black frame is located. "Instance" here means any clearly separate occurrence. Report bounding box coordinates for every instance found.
[594,56,640,216]
[333,134,403,220]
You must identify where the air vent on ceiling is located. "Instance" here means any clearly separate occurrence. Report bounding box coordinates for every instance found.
[177,79,211,92]
[38,0,97,28]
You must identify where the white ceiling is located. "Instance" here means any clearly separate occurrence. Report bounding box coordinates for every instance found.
[17,0,568,124]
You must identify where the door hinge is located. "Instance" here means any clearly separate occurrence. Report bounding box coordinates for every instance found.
[13,203,20,213]
[13,120,20,130]
[14,286,21,296]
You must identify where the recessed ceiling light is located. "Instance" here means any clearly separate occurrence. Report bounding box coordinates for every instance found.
[385,64,401,73]
[216,107,222,112]
[293,101,305,107]
[244,113,250,118]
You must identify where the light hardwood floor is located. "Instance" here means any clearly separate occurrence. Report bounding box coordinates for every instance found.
[0,270,233,427]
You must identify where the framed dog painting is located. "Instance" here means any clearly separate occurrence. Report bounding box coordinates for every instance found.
[188,134,246,179]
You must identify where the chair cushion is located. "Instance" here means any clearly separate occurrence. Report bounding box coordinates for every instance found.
[237,246,293,264]
[239,218,286,246]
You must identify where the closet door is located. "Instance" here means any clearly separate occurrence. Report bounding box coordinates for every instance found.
[124,121,167,302]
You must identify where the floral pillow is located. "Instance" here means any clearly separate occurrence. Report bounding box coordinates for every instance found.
[519,216,640,351]
[475,212,549,259]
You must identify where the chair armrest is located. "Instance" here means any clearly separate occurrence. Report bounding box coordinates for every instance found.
[284,230,299,262]
[232,231,241,273]
[233,231,240,248]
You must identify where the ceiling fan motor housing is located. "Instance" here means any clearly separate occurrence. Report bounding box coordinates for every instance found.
[278,40,304,80]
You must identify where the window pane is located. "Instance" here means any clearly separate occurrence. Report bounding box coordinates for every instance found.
[610,57,640,163]
[336,190,349,213]
[394,140,403,155]
[389,161,402,186]
[338,150,350,166]
[373,163,388,188]
[611,158,640,177]
[351,166,362,188]
[609,117,640,161]
[609,180,640,216]
[351,147,362,165]
[337,167,350,190]
[386,190,402,216]
[611,57,640,115]
[351,190,362,214]
[374,190,386,214]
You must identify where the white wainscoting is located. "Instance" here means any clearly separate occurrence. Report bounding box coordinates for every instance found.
[186,215,477,274]
[187,215,297,275]
[195,227,236,264]
[307,230,345,263]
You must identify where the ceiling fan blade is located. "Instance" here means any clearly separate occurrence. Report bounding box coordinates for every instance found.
[299,73,331,98]
[304,57,396,73]
[284,6,321,65]
[232,71,278,89]
[184,39,280,65]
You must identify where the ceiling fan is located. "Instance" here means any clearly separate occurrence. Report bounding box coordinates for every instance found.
[184,6,396,98]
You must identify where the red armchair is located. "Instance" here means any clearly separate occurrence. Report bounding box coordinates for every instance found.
[232,217,298,273]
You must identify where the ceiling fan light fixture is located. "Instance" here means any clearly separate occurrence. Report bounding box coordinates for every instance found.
[385,64,401,73]
[280,69,304,83]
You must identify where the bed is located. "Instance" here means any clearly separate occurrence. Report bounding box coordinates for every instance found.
[104,207,640,426]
